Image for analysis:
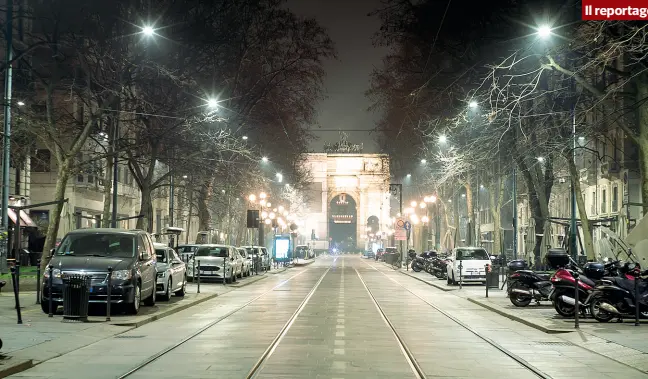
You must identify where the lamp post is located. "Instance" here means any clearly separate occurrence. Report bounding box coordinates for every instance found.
[424,195,441,251]
[1,0,13,273]
[389,184,403,265]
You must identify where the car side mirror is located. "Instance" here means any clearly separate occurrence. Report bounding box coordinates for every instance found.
[139,251,148,261]
[49,248,56,258]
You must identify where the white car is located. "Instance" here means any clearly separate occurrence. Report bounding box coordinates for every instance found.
[188,244,242,283]
[241,246,271,271]
[154,243,187,300]
[238,248,252,277]
[446,247,491,285]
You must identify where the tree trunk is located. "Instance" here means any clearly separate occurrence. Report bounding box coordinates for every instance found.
[136,185,153,232]
[40,164,71,271]
[197,182,212,231]
[453,193,460,247]
[464,181,474,245]
[567,156,595,259]
[101,148,114,227]
[489,189,501,255]
[635,76,648,216]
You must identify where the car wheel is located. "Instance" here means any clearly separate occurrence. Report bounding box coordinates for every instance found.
[161,278,171,301]
[126,283,141,315]
[174,276,186,296]
[237,269,242,279]
[232,270,237,283]
[143,284,156,306]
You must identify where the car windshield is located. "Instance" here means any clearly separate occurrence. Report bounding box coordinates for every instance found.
[177,246,197,254]
[155,249,167,263]
[245,248,259,255]
[56,233,135,258]
[196,247,228,257]
[385,248,397,254]
[456,249,489,260]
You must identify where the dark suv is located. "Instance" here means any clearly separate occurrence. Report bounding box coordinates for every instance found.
[41,228,157,315]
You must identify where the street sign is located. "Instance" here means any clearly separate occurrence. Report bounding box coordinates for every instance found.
[394,217,406,241]
[404,221,411,231]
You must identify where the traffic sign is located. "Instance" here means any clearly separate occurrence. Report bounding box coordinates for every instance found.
[394,217,406,241]
[404,221,411,231]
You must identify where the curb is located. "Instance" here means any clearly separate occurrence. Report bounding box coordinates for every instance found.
[0,358,33,378]
[294,260,315,266]
[111,292,219,327]
[466,297,572,334]
[399,270,454,292]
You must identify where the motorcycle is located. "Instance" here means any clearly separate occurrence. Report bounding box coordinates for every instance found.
[551,260,628,318]
[411,252,429,272]
[588,262,648,322]
[508,270,553,307]
[426,256,449,279]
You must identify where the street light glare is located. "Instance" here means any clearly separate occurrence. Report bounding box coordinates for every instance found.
[17,101,24,106]
[261,156,268,162]
[469,100,478,109]
[537,156,545,162]
[142,25,155,36]
[242,136,248,140]
[537,25,552,38]
[406,173,412,178]
[438,135,447,144]
[421,159,427,164]
[207,98,219,109]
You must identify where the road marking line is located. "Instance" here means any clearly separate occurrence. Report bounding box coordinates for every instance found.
[332,361,347,370]
[336,324,345,329]
[336,331,345,337]
[335,340,345,345]
[334,348,345,355]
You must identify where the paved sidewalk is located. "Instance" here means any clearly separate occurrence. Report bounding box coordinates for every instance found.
[398,267,648,373]
[0,271,272,377]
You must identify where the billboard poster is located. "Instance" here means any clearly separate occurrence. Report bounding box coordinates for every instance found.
[274,236,291,262]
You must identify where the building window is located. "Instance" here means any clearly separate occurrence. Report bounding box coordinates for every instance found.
[612,186,619,212]
[32,149,51,172]
[601,189,607,214]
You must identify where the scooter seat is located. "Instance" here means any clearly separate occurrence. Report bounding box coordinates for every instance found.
[537,273,551,281]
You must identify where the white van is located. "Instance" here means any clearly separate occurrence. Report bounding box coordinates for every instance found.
[446,247,491,285]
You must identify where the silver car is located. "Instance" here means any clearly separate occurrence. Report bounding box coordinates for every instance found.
[188,244,242,283]
[154,243,187,300]
[238,248,252,277]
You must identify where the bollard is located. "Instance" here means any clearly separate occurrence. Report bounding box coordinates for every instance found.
[15,263,20,300]
[11,267,22,324]
[48,266,54,317]
[485,264,489,298]
[573,271,580,329]
[106,267,113,322]
[197,260,201,293]
[635,276,640,326]
[36,259,41,304]
[223,256,226,286]
[458,260,463,290]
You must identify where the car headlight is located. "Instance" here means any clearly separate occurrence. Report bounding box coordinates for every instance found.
[43,267,61,279]
[111,270,132,280]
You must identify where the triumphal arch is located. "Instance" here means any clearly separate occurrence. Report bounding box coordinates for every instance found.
[301,136,391,251]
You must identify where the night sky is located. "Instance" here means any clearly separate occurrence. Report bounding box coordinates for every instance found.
[286,0,388,153]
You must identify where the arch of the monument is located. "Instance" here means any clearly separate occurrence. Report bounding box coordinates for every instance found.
[329,193,357,252]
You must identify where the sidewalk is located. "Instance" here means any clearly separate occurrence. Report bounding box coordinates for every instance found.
[0,272,270,377]
[399,268,648,373]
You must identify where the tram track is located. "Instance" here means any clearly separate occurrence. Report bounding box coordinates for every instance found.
[358,260,552,379]
[117,262,332,379]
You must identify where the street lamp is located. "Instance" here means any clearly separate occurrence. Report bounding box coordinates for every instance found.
[248,194,256,202]
[438,135,447,144]
[16,101,24,106]
[406,174,412,178]
[537,156,544,162]
[242,136,248,140]
[422,216,429,223]
[207,98,219,109]
[421,159,427,164]
[262,156,268,163]
[142,25,155,36]
[276,173,283,182]
[537,25,552,39]
[469,100,478,109]
[260,192,267,199]
[419,202,426,209]
[410,201,417,207]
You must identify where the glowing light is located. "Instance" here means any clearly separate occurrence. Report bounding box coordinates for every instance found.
[469,101,478,109]
[207,98,219,108]
[260,192,267,199]
[422,216,429,223]
[537,25,552,38]
[142,25,155,36]
[410,201,417,207]
[419,202,426,209]
[248,194,256,202]
[262,156,268,162]
[438,135,447,144]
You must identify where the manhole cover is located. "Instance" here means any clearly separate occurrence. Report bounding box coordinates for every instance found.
[115,335,145,339]
[535,341,573,346]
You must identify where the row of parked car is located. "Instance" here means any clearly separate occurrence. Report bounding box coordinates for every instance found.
[41,228,273,315]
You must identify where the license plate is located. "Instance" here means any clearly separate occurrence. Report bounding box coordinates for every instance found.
[200,270,212,275]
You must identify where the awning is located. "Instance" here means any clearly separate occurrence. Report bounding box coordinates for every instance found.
[8,208,37,228]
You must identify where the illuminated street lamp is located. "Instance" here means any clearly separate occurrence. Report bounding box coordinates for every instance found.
[260,192,267,199]
[537,25,552,39]
[142,25,155,36]
[438,135,447,144]
[278,205,284,212]
[262,156,268,163]
[265,218,271,225]
[269,212,276,219]
[248,194,256,202]
[421,216,429,223]
[207,98,219,109]
[469,100,478,109]
[419,202,426,209]
[410,201,417,207]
